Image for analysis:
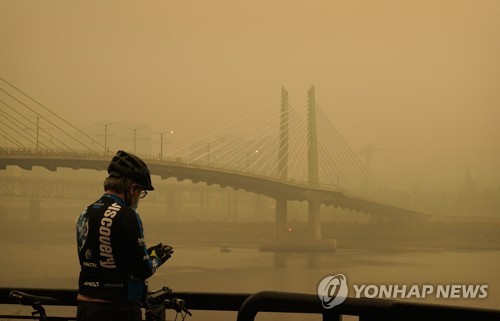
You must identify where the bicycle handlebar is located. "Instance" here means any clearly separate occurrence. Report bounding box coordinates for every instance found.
[145,286,192,319]
[164,298,192,316]
[9,287,191,321]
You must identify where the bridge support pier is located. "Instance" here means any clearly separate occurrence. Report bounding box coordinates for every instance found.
[253,194,265,220]
[260,198,335,252]
[260,86,335,252]
[199,190,208,218]
[227,191,238,220]
[275,198,287,241]
[165,188,179,222]
[308,200,321,240]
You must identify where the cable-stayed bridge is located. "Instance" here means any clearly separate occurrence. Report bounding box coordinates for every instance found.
[0,77,430,245]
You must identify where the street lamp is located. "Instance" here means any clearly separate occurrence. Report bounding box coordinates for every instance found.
[246,149,259,172]
[28,114,51,153]
[96,122,118,155]
[159,130,174,160]
[197,141,211,164]
[127,127,147,154]
[199,138,223,165]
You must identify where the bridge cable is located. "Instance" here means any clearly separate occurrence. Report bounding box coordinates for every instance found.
[315,114,360,188]
[316,104,378,191]
[0,119,39,148]
[0,127,28,149]
[0,77,103,154]
[168,100,280,161]
[0,102,64,152]
[182,101,282,172]
[316,105,376,189]
[287,101,315,182]
[0,87,90,154]
[0,98,80,153]
[216,115,280,174]
[0,108,38,144]
[315,111,368,190]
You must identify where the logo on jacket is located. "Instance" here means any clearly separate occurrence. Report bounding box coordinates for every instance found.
[99,202,121,269]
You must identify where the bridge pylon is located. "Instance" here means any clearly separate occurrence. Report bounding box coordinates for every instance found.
[307,86,321,240]
[267,86,330,250]
[274,87,289,241]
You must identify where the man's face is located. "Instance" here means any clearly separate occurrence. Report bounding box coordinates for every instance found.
[129,184,146,209]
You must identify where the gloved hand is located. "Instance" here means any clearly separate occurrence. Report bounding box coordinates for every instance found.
[148,243,174,266]
[147,243,162,255]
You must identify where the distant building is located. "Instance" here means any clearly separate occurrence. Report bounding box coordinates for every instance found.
[458,169,478,216]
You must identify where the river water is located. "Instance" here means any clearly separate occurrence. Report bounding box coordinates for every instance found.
[0,243,499,320]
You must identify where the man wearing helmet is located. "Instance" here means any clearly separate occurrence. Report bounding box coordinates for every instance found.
[76,150,173,321]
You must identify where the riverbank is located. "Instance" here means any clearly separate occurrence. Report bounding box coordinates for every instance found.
[1,220,499,251]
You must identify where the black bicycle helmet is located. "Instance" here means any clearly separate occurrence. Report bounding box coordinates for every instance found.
[107,150,154,190]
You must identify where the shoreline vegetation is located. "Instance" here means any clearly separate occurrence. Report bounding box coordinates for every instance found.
[1,220,499,251]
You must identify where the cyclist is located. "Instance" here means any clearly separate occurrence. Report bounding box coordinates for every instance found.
[76,150,173,321]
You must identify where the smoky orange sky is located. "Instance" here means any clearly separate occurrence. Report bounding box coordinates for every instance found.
[1,0,499,191]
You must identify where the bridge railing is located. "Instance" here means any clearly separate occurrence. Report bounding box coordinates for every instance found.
[0,147,106,159]
[0,147,407,209]
[237,291,500,321]
[1,288,499,321]
[0,147,344,191]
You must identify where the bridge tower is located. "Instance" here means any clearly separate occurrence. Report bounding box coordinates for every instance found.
[262,86,330,251]
[275,87,289,240]
[307,86,321,240]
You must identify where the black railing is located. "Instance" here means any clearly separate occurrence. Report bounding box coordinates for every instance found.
[1,288,499,321]
[237,291,500,321]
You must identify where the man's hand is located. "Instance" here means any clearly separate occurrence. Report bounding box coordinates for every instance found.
[148,243,174,266]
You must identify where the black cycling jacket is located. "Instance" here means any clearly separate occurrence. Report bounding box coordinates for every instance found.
[76,194,160,303]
